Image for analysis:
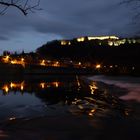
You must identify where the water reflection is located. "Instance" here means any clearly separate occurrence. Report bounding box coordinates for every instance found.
[89,82,98,95]
[1,81,62,94]
[0,76,131,120]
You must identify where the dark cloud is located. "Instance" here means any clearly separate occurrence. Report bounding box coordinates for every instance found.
[0,35,9,41]
[30,0,137,38]
[0,0,139,52]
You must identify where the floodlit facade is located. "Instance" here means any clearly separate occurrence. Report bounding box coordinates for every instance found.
[61,40,67,45]
[61,40,71,45]
[87,36,119,40]
[77,37,85,42]
[60,36,139,47]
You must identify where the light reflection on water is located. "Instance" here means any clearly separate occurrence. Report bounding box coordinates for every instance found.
[2,81,61,94]
[89,75,140,102]
[0,76,131,121]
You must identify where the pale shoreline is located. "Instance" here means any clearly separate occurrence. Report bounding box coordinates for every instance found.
[85,75,140,102]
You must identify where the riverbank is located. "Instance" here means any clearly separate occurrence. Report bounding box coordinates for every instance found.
[0,63,95,75]
[1,63,140,76]
[86,75,140,102]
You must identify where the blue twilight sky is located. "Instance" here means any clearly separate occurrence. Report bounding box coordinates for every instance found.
[0,0,139,53]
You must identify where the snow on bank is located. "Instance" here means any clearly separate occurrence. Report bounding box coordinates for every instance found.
[88,75,140,102]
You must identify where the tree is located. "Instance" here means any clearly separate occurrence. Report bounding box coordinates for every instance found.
[0,0,41,15]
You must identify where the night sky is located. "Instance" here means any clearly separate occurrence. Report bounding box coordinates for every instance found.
[0,0,138,53]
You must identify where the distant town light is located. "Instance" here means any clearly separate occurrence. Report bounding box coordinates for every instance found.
[78,62,82,65]
[96,64,101,69]
[21,58,24,62]
[53,82,59,88]
[21,85,24,91]
[20,82,24,91]
[108,41,114,46]
[6,55,10,59]
[11,60,16,64]
[3,55,10,63]
[68,42,71,45]
[77,37,85,42]
[2,85,9,93]
[61,40,67,45]
[40,60,45,66]
[114,42,119,46]
[53,61,60,67]
[40,83,45,89]
[133,39,136,43]
[10,82,16,89]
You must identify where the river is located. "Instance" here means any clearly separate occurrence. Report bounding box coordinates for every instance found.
[0,75,139,140]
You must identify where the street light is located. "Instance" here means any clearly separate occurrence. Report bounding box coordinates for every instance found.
[96,64,101,69]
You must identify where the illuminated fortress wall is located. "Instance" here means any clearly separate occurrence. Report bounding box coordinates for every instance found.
[61,36,139,46]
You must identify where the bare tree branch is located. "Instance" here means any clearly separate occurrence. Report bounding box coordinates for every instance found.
[0,0,41,15]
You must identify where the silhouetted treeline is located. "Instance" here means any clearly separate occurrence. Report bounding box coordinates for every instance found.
[36,38,140,67]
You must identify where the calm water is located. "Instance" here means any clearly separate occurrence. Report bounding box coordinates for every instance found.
[0,76,81,120]
[0,75,132,120]
[0,75,140,140]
